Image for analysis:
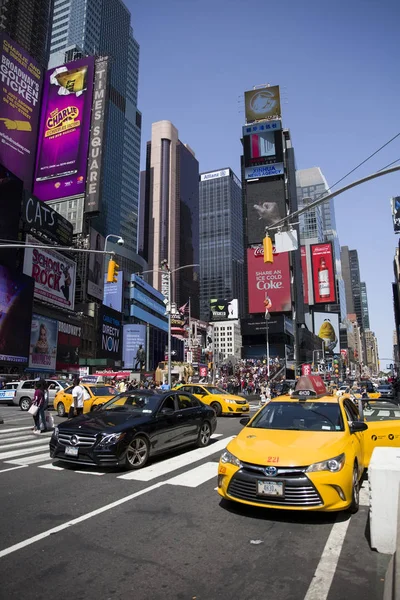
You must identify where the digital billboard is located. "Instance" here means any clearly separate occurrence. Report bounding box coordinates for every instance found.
[301,246,309,305]
[0,167,23,269]
[310,242,336,304]
[33,56,95,202]
[123,324,146,369]
[245,178,286,244]
[23,234,76,310]
[314,312,340,354]
[87,227,105,301]
[28,314,58,372]
[103,270,123,312]
[244,86,281,122]
[0,265,34,364]
[391,196,400,234]
[97,305,122,361]
[247,247,291,313]
[21,192,73,245]
[245,163,284,180]
[56,320,81,373]
[243,128,283,169]
[210,299,238,321]
[0,33,43,189]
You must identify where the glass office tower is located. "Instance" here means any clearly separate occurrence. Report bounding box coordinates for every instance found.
[199,169,245,322]
[48,0,141,252]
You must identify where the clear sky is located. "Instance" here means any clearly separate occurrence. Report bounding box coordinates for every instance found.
[127,0,400,362]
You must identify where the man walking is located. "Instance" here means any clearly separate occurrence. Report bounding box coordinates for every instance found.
[69,377,84,418]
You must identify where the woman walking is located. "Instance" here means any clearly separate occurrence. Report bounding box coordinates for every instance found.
[32,381,45,434]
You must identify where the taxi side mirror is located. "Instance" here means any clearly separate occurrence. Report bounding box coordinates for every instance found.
[240,417,250,426]
[350,421,368,434]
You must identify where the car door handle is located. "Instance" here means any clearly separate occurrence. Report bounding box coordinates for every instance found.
[176,414,183,418]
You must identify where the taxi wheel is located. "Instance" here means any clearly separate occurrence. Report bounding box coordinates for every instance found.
[348,465,360,514]
[196,421,211,448]
[125,436,149,470]
[211,402,222,417]
[57,402,66,417]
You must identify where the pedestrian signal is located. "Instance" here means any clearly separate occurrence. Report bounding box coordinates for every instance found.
[107,259,119,283]
[263,236,273,263]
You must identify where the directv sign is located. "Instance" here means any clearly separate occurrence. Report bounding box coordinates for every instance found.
[245,163,284,180]
[242,120,282,136]
[200,169,230,182]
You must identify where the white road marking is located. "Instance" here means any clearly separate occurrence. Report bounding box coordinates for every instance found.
[0,427,32,434]
[117,436,234,481]
[0,438,51,451]
[0,481,164,559]
[0,444,49,461]
[38,464,64,471]
[166,461,217,488]
[0,465,28,474]
[5,453,51,466]
[211,433,222,438]
[0,434,37,443]
[378,410,390,417]
[359,483,369,506]
[303,517,351,600]
[75,470,104,476]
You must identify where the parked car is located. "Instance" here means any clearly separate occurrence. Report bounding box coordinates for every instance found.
[0,382,19,405]
[13,379,69,411]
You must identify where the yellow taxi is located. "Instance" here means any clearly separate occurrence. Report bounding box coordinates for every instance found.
[177,384,250,416]
[217,375,400,513]
[53,384,117,417]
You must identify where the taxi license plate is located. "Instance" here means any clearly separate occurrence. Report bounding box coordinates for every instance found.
[257,480,284,496]
[65,446,78,457]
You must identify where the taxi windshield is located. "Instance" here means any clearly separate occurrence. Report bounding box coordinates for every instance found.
[102,394,161,413]
[204,386,228,395]
[250,402,345,432]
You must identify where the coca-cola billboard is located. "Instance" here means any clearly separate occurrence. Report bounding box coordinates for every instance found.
[247,247,291,313]
[310,243,336,304]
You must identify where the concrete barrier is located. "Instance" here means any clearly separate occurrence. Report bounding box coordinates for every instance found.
[370,447,400,554]
[383,485,400,600]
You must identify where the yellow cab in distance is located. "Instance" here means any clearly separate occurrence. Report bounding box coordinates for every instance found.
[217,375,400,512]
[175,383,250,416]
[53,384,117,417]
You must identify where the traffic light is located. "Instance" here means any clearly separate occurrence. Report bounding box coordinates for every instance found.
[107,259,119,283]
[263,235,273,263]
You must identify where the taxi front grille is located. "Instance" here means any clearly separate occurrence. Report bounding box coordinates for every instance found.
[228,473,322,507]
[235,400,247,405]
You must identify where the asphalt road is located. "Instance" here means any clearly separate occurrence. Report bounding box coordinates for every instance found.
[0,403,391,600]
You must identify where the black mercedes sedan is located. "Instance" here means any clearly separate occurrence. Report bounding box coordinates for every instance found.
[49,390,217,470]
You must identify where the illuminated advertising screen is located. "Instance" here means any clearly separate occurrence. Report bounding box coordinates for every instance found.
[123,324,146,369]
[56,320,81,373]
[23,234,76,310]
[314,312,340,354]
[245,163,284,180]
[301,246,309,304]
[33,56,95,201]
[103,270,123,312]
[310,242,336,304]
[28,314,58,372]
[210,299,238,321]
[21,192,73,245]
[244,86,281,122]
[247,247,291,313]
[391,196,400,234]
[87,227,105,301]
[0,33,43,189]
[0,265,34,364]
[245,178,286,244]
[97,305,122,361]
[243,127,283,169]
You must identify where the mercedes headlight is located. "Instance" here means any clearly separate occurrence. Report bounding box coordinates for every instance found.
[306,453,345,473]
[220,449,242,468]
[53,426,59,440]
[98,432,126,447]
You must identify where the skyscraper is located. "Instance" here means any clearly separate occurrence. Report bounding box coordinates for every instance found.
[360,281,370,330]
[0,0,54,68]
[199,168,244,322]
[48,0,141,252]
[341,246,363,327]
[141,121,200,316]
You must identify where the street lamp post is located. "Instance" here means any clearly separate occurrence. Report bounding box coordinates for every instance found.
[265,312,270,379]
[104,234,124,256]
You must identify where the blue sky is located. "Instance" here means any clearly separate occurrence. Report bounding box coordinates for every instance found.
[127,0,400,362]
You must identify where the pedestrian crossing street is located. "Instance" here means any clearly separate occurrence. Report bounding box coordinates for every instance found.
[0,426,234,487]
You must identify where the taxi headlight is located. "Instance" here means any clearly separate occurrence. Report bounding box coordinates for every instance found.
[98,432,126,447]
[224,399,235,404]
[306,453,345,473]
[220,449,242,468]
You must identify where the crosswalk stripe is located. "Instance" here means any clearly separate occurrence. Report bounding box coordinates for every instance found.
[378,410,390,417]
[38,464,64,471]
[0,434,36,443]
[5,453,51,466]
[166,461,217,488]
[0,438,51,451]
[0,427,33,434]
[0,444,49,460]
[117,436,234,482]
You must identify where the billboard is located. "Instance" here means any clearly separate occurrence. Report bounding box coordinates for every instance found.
[33,56,95,201]
[245,163,284,180]
[243,129,283,169]
[0,265,34,364]
[21,192,73,245]
[85,56,109,214]
[23,234,76,310]
[247,247,291,313]
[0,33,43,189]
[123,324,146,369]
[28,314,58,372]
[314,312,340,354]
[245,178,286,244]
[391,196,400,234]
[56,320,81,372]
[301,246,309,305]
[97,305,122,361]
[103,270,123,312]
[0,167,23,269]
[310,242,336,304]
[210,299,238,321]
[200,169,230,182]
[244,86,281,122]
[87,227,105,301]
